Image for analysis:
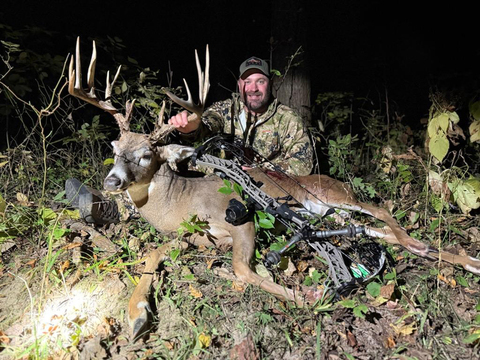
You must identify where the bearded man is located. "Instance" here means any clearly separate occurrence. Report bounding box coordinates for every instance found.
[169,56,313,176]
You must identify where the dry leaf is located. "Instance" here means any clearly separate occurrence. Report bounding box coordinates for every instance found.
[26,259,36,268]
[62,242,83,250]
[283,257,297,277]
[232,281,245,292]
[189,284,203,298]
[0,331,10,345]
[391,321,416,336]
[384,336,396,348]
[206,258,215,269]
[198,332,211,348]
[164,341,174,350]
[255,264,273,281]
[380,283,395,299]
[437,274,456,287]
[347,330,357,347]
[296,260,309,272]
[16,192,29,206]
[60,260,70,273]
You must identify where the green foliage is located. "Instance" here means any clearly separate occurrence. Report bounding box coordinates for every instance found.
[327,134,357,179]
[427,111,459,162]
[315,91,353,137]
[178,214,208,236]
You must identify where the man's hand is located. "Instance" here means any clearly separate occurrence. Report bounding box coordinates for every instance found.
[168,110,201,134]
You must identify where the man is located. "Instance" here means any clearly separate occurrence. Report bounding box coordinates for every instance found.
[66,56,313,223]
[169,56,313,176]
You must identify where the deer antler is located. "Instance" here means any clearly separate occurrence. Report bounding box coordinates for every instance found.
[68,37,133,133]
[164,45,210,120]
[149,45,210,144]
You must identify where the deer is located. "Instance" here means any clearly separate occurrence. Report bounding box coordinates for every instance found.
[68,37,480,339]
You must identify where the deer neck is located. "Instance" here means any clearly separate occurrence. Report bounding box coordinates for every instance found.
[126,163,172,209]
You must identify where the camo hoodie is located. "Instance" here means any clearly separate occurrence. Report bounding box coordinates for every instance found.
[180,94,313,176]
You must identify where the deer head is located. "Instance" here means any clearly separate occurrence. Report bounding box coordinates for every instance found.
[68,37,207,193]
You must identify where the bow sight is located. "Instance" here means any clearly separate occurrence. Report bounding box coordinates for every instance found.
[192,137,388,297]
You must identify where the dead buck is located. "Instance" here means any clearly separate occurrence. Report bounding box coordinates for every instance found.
[68,37,480,338]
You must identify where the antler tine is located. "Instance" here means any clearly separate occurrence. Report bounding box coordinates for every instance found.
[68,37,132,132]
[86,40,96,92]
[164,45,210,120]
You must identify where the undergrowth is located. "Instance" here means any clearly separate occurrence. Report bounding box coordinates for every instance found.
[0,25,479,359]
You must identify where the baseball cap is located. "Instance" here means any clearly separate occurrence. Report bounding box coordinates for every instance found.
[239,56,269,79]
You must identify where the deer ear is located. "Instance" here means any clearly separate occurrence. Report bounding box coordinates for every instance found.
[157,144,195,170]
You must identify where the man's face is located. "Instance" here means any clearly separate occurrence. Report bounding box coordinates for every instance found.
[238,73,271,114]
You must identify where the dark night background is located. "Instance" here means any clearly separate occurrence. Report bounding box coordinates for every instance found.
[1,0,479,125]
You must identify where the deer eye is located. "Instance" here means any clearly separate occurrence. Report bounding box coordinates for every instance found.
[142,151,153,160]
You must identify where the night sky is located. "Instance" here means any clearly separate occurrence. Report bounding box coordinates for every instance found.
[1,1,478,122]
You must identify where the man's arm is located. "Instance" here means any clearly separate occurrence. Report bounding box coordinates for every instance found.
[168,99,232,144]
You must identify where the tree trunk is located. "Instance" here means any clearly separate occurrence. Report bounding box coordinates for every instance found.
[270,0,311,125]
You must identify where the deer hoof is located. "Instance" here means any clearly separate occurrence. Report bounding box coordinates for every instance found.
[130,300,151,339]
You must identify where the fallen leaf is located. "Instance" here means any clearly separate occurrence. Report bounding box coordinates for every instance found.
[384,336,396,348]
[232,281,246,292]
[283,257,297,277]
[164,341,174,350]
[0,331,10,345]
[296,260,308,272]
[206,258,215,269]
[198,332,211,348]
[60,260,70,273]
[347,330,357,347]
[25,259,36,268]
[62,242,83,250]
[380,283,395,299]
[437,274,456,287]
[391,321,416,336]
[255,263,273,281]
[189,284,203,298]
[16,192,29,206]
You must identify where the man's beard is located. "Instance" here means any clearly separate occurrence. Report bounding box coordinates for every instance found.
[245,92,270,113]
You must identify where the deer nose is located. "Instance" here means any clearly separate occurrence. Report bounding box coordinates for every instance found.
[104,176,122,191]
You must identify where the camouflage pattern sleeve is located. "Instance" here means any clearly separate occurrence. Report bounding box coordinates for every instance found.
[268,106,313,176]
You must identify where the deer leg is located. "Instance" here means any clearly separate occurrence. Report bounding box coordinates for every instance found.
[128,241,187,338]
[356,202,480,275]
[230,226,315,306]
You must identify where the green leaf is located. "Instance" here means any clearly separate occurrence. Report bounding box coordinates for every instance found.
[353,303,368,318]
[469,120,480,143]
[456,276,469,287]
[338,299,356,308]
[430,218,440,232]
[258,218,275,229]
[447,111,460,124]
[463,332,480,344]
[170,248,181,262]
[366,282,381,297]
[0,193,6,214]
[428,134,449,162]
[103,158,114,165]
[469,100,480,121]
[451,178,480,214]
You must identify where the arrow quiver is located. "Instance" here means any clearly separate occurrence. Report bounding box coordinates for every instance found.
[192,137,387,297]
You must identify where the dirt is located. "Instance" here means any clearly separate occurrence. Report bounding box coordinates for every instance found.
[0,219,479,360]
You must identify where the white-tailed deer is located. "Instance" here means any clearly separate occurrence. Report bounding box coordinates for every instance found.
[68,38,480,339]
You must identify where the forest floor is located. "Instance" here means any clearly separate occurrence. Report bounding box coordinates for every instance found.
[0,201,479,360]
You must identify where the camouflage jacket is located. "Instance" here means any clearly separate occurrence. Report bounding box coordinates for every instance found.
[179,94,313,176]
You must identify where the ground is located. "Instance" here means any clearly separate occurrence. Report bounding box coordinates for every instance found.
[0,211,479,359]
